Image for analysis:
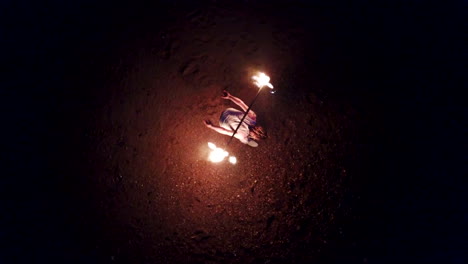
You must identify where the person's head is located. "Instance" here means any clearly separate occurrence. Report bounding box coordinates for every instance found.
[249,125,267,141]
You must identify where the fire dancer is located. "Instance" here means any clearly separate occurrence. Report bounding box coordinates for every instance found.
[204,90,267,147]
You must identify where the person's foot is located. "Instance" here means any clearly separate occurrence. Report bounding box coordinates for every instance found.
[247,140,258,147]
[221,90,230,99]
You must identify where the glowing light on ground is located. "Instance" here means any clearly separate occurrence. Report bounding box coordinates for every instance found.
[207,142,238,164]
[207,142,229,163]
[228,156,237,164]
[252,72,274,89]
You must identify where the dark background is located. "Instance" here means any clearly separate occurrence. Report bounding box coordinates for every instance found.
[2,0,466,263]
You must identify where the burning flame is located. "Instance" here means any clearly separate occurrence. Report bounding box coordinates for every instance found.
[208,142,228,163]
[207,142,237,164]
[252,72,274,89]
[228,156,237,164]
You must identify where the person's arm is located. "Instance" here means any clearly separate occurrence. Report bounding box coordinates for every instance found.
[204,120,235,136]
[208,124,234,136]
[204,120,247,142]
[221,90,257,120]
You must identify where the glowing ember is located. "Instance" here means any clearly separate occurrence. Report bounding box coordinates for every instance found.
[252,72,274,89]
[207,142,229,163]
[228,156,237,164]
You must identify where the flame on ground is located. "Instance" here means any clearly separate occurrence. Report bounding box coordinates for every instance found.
[228,156,237,164]
[208,142,229,163]
[207,142,238,164]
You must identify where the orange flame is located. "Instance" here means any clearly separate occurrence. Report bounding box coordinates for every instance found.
[252,72,274,89]
[207,142,228,163]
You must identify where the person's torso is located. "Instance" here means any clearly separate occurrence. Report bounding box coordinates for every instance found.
[219,108,256,142]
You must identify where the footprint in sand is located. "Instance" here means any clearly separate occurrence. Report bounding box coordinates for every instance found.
[179,55,211,87]
[187,8,215,29]
[158,34,180,60]
[180,59,200,77]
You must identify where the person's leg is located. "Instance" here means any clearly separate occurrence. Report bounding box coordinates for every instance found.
[229,95,248,111]
[229,95,256,120]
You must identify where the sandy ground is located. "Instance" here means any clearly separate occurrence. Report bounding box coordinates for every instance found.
[70,4,365,263]
[2,1,465,264]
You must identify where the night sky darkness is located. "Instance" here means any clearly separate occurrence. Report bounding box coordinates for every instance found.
[2,1,466,263]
